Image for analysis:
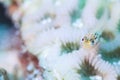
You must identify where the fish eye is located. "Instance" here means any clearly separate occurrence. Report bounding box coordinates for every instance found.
[92,40,94,43]
[82,38,84,41]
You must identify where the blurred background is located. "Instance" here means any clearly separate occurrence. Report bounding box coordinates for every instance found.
[0,0,120,80]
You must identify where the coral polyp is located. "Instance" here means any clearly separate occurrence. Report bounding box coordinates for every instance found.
[0,0,120,80]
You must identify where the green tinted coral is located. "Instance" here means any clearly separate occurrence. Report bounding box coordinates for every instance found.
[77,60,97,77]
[101,30,115,41]
[70,0,86,23]
[100,47,120,63]
[61,42,80,54]
[117,19,120,32]
[96,6,104,19]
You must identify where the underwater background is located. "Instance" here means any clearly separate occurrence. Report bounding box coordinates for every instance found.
[0,0,120,80]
